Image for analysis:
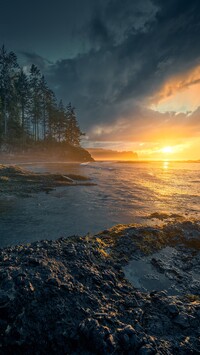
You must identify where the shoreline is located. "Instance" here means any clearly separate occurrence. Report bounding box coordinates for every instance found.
[0,220,200,353]
[1,152,200,165]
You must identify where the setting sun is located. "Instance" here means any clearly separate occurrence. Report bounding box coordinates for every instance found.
[161,146,173,154]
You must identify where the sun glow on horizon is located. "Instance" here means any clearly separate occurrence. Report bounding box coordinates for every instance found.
[136,141,194,160]
[161,146,174,154]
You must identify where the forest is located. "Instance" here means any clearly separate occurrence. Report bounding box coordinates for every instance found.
[0,45,84,152]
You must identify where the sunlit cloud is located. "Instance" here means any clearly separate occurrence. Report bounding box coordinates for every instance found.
[89,106,200,141]
[150,65,200,113]
[86,104,200,160]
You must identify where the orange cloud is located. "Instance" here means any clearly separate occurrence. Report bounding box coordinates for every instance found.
[150,65,200,108]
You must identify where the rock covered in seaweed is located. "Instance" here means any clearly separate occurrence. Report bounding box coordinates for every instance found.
[0,165,95,197]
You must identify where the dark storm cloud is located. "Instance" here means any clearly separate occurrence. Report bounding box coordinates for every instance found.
[1,0,200,141]
[41,0,200,137]
[0,0,98,59]
[87,0,157,47]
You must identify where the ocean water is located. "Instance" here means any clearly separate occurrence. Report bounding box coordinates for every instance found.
[0,161,199,247]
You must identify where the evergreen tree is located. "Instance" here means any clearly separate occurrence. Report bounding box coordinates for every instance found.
[40,75,49,140]
[45,90,57,140]
[0,45,19,140]
[65,103,84,146]
[0,45,86,151]
[15,69,30,146]
[29,64,42,141]
[56,100,65,142]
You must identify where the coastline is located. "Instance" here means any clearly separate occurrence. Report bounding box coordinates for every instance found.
[0,220,200,354]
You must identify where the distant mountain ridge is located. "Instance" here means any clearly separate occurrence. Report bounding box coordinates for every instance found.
[87,148,138,160]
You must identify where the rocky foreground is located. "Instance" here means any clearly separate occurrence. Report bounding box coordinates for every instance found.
[0,220,200,354]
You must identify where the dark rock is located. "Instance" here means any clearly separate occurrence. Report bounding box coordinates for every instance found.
[0,292,10,306]
[166,303,179,316]
[137,345,156,355]
[0,221,199,354]
[0,164,94,197]
[173,313,190,328]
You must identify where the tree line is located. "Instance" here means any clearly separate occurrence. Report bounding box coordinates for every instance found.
[0,45,84,150]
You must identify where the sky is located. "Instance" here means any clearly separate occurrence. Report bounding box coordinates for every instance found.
[1,0,200,159]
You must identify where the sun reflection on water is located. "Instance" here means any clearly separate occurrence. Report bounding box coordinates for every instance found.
[163,161,169,170]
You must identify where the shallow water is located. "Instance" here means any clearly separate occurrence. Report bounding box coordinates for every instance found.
[0,161,200,247]
[123,245,200,295]
[123,247,180,295]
